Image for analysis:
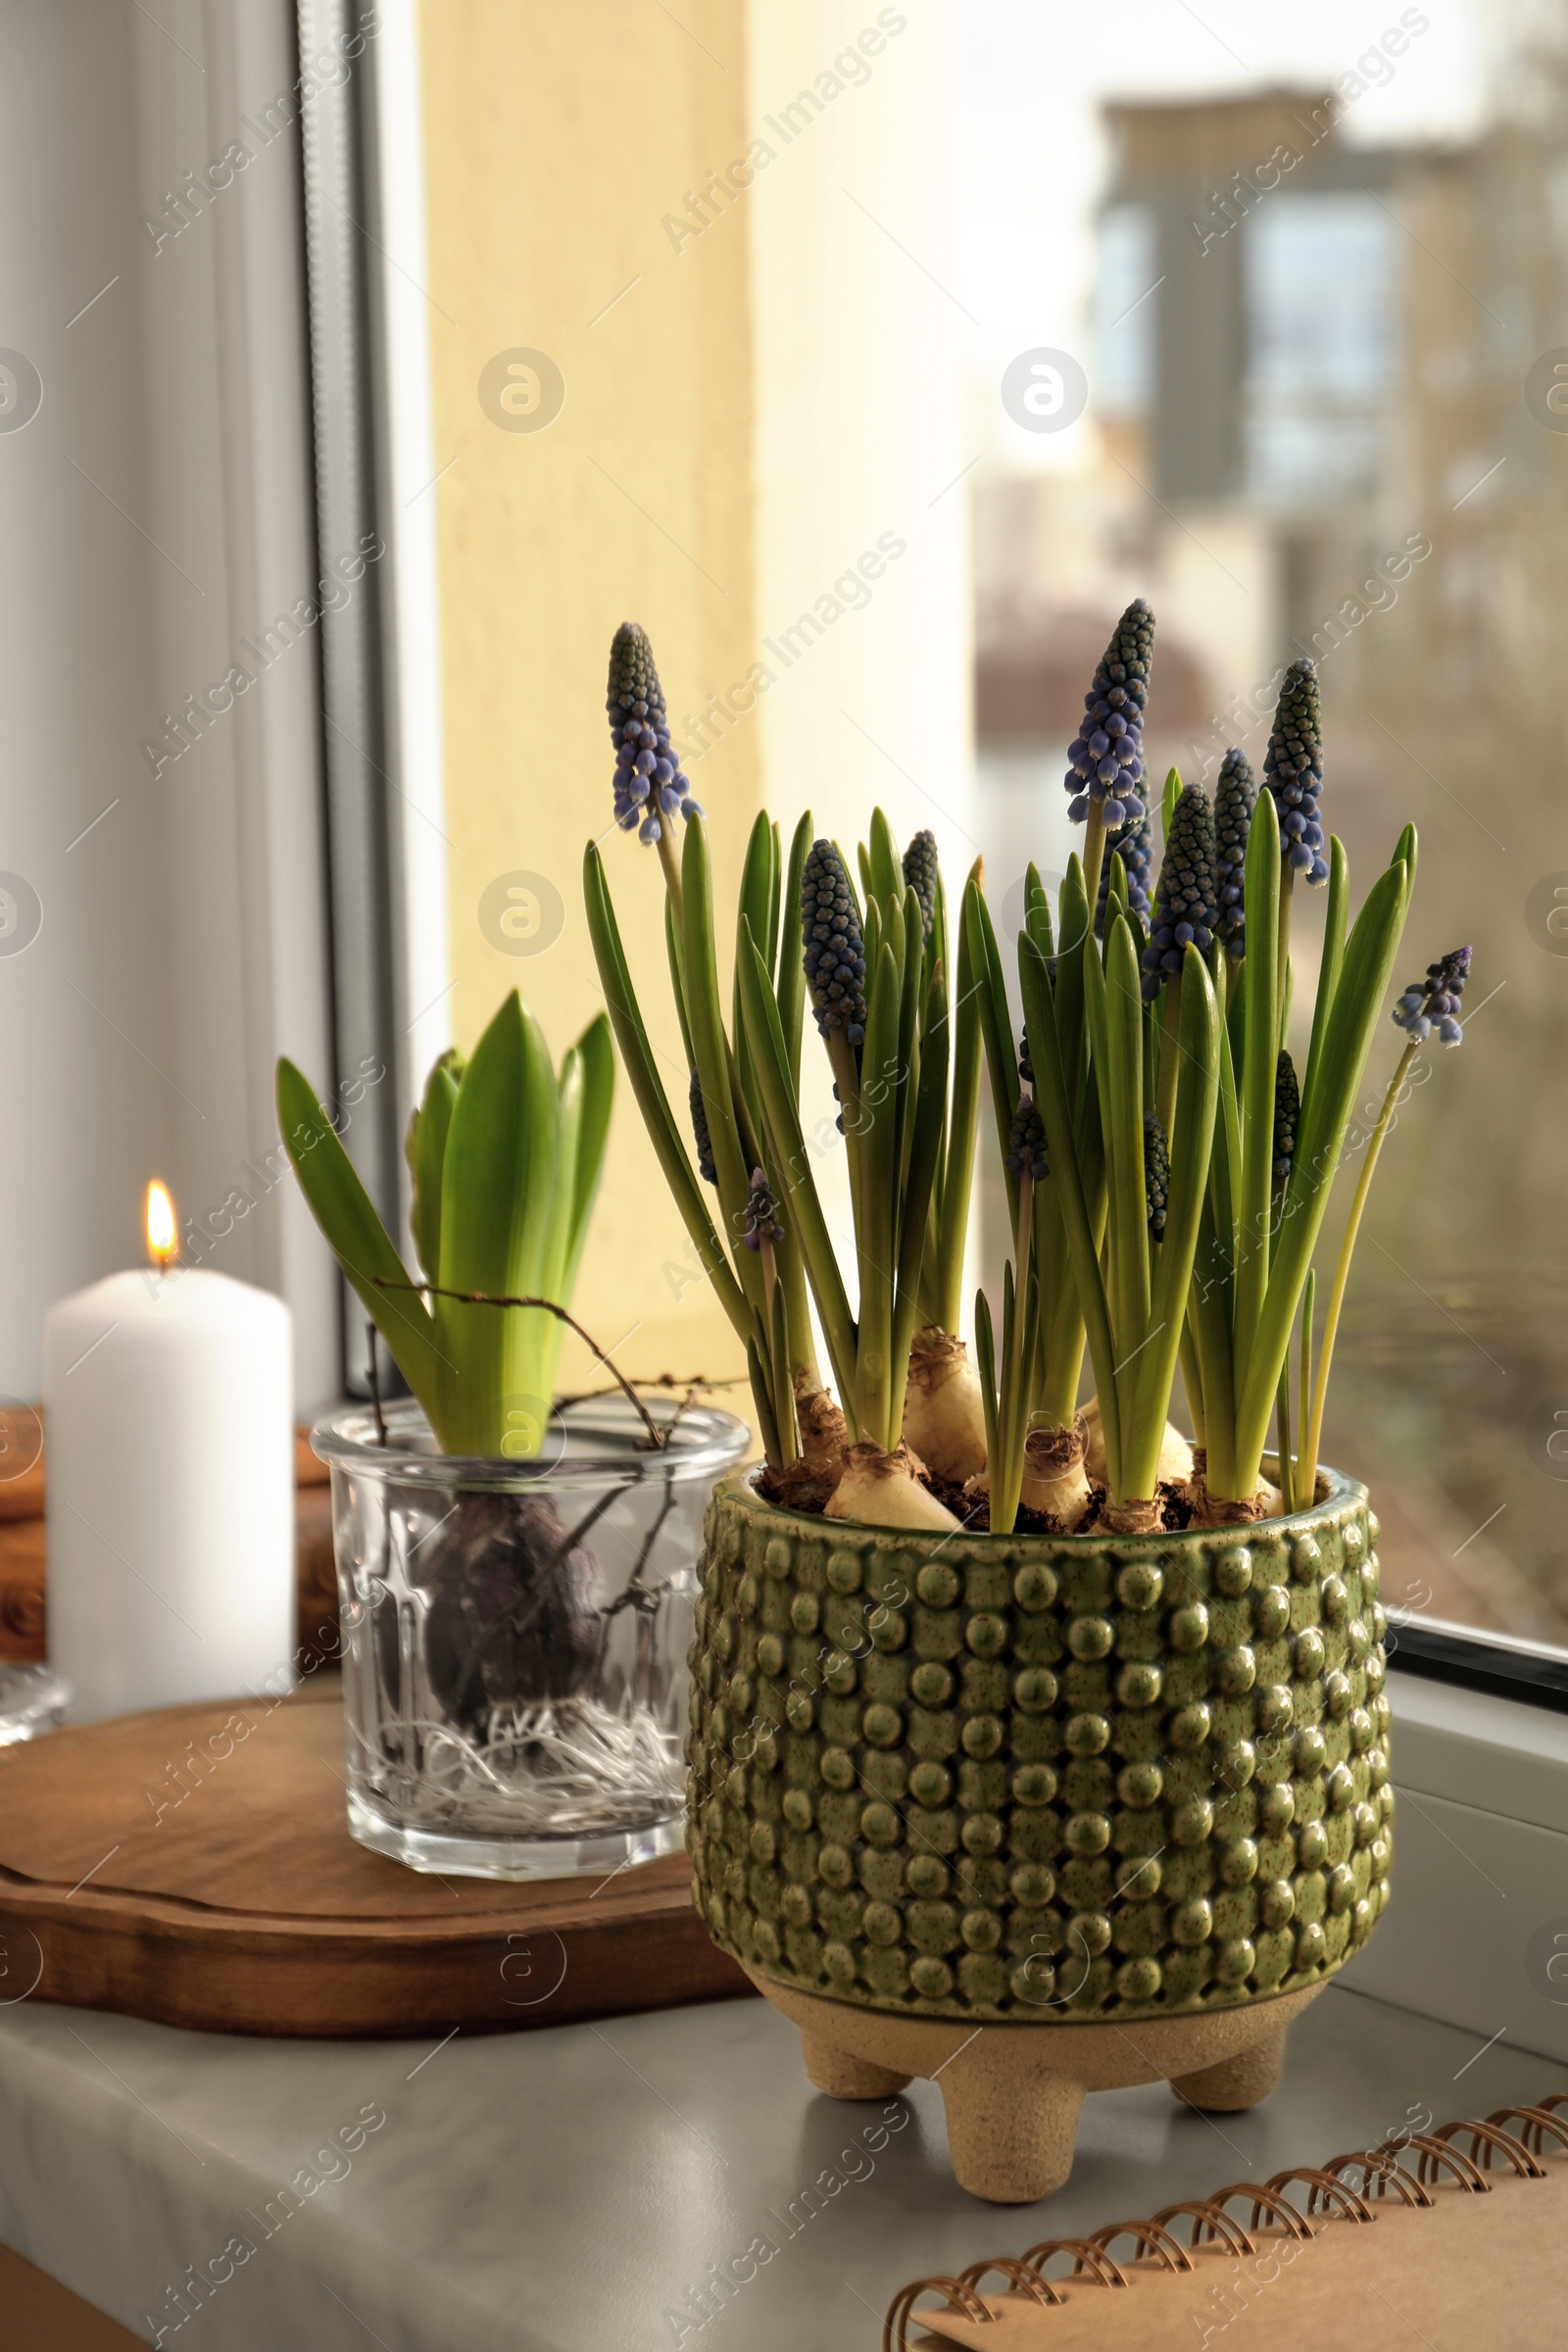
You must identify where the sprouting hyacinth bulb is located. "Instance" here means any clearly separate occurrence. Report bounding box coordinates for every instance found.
[801,841,867,1047]
[1213,748,1256,956]
[740,1166,784,1251]
[1064,600,1154,829]
[689,1068,716,1185]
[607,622,703,846]
[1144,1113,1169,1238]
[1273,1050,1299,1185]
[1004,1093,1048,1183]
[1393,945,1472,1047]
[903,829,939,943]
[1263,660,1327,884]
[1141,783,1217,1000]
[1095,807,1153,938]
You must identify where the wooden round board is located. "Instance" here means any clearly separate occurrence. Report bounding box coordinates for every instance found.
[0,1682,748,2037]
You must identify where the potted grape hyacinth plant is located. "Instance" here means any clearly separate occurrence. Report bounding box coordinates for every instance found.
[277,994,748,1879]
[587,613,1472,2200]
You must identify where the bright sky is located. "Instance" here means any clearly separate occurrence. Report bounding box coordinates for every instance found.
[958,0,1497,468]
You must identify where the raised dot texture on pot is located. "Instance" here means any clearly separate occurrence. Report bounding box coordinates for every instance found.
[1115,1561,1164,1611]
[825,1548,861,1594]
[1118,1761,1164,1807]
[1012,1561,1057,1611]
[1172,1898,1212,1947]
[1013,1667,1057,1712]
[1213,1646,1256,1698]
[909,1761,951,1806]
[916,1561,958,1606]
[1213,1546,1252,1598]
[1169,1602,1209,1652]
[818,1844,854,1888]
[1068,1614,1115,1661]
[1252,1586,1291,1642]
[910,1956,953,1999]
[1294,1627,1326,1678]
[1117,1956,1162,2001]
[1117,1661,1163,1708]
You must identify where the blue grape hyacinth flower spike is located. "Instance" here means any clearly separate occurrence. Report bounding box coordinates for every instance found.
[607,621,703,846]
[1263,660,1327,885]
[1393,945,1472,1047]
[1064,600,1155,831]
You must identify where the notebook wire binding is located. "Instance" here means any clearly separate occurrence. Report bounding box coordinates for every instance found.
[882,2092,1568,2351]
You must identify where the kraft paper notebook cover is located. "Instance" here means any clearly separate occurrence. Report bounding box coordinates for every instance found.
[884,2094,1568,2351]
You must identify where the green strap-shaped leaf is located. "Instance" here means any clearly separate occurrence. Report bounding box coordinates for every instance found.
[966,876,1020,1229]
[1101,910,1151,1388]
[683,819,765,1321]
[1054,858,1092,1103]
[582,841,750,1338]
[278,1057,440,1412]
[934,858,984,1334]
[867,807,902,909]
[434,994,561,1452]
[735,809,777,1048]
[1018,932,1122,1496]
[1235,853,1411,1475]
[564,1011,614,1279]
[891,963,950,1418]
[857,937,904,1446]
[736,926,858,1412]
[1301,834,1347,1116]
[1130,946,1220,1491]
[1234,791,1280,1400]
[406,1052,460,1283]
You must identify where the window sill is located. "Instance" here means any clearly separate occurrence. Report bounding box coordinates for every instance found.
[1340,1666,1568,2059]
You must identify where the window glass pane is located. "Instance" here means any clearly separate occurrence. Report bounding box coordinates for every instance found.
[962,0,1568,1655]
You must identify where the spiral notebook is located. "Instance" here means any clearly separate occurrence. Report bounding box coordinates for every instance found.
[886,2093,1568,2351]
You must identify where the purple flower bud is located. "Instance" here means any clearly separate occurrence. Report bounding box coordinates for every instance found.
[1095,807,1153,938]
[1273,1050,1299,1185]
[1393,946,1472,1047]
[1004,1092,1049,1183]
[1141,783,1218,1001]
[1263,662,1327,888]
[607,623,699,843]
[739,1166,784,1250]
[688,1069,716,1185]
[1063,601,1155,829]
[902,828,940,944]
[1145,1112,1169,1237]
[802,841,868,1049]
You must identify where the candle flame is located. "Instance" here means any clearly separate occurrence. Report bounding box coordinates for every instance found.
[146,1180,177,1269]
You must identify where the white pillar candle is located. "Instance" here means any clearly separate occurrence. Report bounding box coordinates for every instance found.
[42,1185,294,1723]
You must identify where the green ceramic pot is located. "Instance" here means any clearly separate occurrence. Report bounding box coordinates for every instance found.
[686,1466,1391,2024]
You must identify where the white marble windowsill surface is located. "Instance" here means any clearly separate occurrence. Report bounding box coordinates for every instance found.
[0,1982,1563,2351]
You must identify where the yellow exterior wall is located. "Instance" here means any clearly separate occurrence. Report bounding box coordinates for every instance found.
[416,0,760,1392]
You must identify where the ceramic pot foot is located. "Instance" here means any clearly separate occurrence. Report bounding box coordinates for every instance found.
[1171,2019,1290,2113]
[797,2023,910,2101]
[938,2048,1086,2204]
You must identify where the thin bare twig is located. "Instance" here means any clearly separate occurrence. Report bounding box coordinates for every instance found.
[369,1280,663,1448]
